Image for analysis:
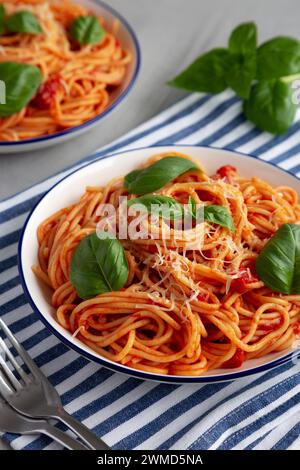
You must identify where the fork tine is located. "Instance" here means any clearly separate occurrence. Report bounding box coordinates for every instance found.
[0,338,30,385]
[0,319,41,381]
[0,354,21,391]
[0,370,14,396]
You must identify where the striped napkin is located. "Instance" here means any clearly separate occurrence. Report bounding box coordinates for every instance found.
[1,90,300,451]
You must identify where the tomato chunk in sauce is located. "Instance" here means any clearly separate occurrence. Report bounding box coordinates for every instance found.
[231,271,258,294]
[216,165,237,179]
[32,75,62,109]
[223,348,245,368]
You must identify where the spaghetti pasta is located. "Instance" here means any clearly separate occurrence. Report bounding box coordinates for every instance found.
[33,152,300,376]
[0,0,131,141]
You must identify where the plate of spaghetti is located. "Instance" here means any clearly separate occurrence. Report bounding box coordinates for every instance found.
[19,146,300,383]
[0,0,140,152]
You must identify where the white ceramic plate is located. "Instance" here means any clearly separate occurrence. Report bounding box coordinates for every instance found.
[0,0,140,154]
[19,145,300,383]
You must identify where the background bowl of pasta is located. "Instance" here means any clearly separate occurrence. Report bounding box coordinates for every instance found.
[19,145,300,384]
[0,0,140,153]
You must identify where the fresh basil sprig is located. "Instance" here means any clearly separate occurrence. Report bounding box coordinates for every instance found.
[128,195,185,220]
[69,15,105,45]
[70,232,129,300]
[169,23,257,100]
[256,224,300,294]
[0,62,42,117]
[0,5,5,35]
[168,22,300,135]
[6,11,42,34]
[124,157,199,195]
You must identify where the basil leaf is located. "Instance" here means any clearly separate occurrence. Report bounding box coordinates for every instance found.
[204,205,235,231]
[225,52,256,99]
[125,156,199,195]
[6,11,42,34]
[168,48,229,94]
[188,200,234,230]
[124,169,141,189]
[228,22,257,55]
[128,195,185,220]
[243,79,296,135]
[70,232,128,300]
[0,5,5,35]
[257,37,300,80]
[188,196,197,219]
[0,62,42,117]
[256,224,300,294]
[226,22,257,99]
[69,15,105,45]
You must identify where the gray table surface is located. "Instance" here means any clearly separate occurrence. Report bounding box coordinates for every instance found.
[1,0,299,200]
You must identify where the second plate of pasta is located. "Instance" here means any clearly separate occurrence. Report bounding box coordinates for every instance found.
[0,0,140,152]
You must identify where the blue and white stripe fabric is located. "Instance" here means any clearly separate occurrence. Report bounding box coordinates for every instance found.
[1,90,300,450]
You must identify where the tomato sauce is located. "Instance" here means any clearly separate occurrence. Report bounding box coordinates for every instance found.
[32,75,62,109]
[231,271,258,294]
[223,348,245,368]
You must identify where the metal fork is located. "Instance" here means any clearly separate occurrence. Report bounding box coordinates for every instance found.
[0,319,109,450]
[0,397,86,450]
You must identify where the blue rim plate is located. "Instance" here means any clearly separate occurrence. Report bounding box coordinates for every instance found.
[18,145,300,384]
[0,0,141,149]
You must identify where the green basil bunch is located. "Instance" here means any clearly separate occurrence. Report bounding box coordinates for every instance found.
[169,22,300,135]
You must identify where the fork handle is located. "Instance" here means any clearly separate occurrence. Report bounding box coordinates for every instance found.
[53,409,109,450]
[41,423,87,450]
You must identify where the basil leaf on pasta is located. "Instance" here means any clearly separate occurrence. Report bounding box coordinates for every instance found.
[128,195,185,220]
[256,224,300,294]
[124,169,141,188]
[204,205,235,231]
[69,15,105,45]
[188,196,197,219]
[70,232,129,300]
[6,11,42,34]
[0,62,42,117]
[0,5,5,35]
[125,157,199,195]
